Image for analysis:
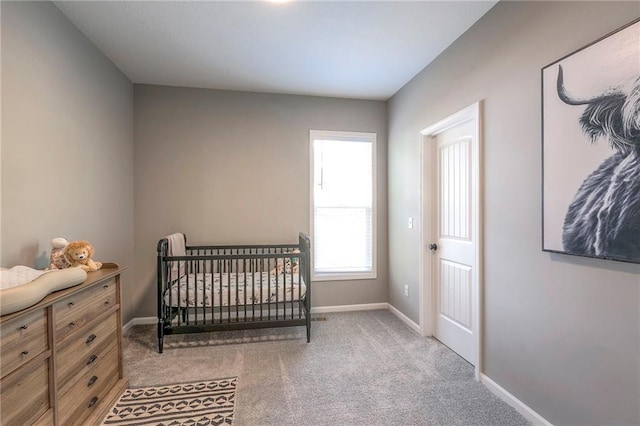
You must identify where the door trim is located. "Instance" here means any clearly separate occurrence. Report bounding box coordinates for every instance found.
[418,101,483,380]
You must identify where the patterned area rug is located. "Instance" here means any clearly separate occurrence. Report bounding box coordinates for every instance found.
[102,378,236,426]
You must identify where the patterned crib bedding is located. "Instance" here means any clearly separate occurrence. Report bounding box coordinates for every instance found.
[165,272,306,308]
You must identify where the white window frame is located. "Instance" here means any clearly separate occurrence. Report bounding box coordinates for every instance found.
[309,130,377,282]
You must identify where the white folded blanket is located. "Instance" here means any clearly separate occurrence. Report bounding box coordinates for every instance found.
[166,233,186,257]
[165,232,186,280]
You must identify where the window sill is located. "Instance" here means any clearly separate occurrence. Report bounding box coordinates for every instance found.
[312,273,377,282]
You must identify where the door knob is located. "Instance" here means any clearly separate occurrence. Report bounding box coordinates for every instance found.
[428,243,438,251]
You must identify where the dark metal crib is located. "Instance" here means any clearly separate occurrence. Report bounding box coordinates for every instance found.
[156,233,311,353]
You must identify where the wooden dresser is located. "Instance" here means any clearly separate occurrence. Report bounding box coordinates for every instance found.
[0,264,128,425]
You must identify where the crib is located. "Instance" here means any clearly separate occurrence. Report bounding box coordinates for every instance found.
[157,232,311,353]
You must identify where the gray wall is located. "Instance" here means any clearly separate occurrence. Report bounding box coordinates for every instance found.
[1,2,135,318]
[388,2,640,425]
[133,85,388,319]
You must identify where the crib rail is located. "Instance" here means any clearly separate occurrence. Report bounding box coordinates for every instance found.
[156,233,311,353]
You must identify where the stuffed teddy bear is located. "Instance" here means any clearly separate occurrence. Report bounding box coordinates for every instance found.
[49,237,71,270]
[64,240,103,272]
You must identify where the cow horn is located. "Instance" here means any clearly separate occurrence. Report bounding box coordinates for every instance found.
[556,65,597,105]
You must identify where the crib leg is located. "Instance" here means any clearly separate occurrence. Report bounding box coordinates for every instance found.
[157,322,164,354]
[306,298,311,343]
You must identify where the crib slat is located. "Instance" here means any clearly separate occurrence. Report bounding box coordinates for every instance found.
[167,260,172,323]
[243,250,247,322]
[251,254,255,322]
[260,253,264,321]
[210,258,214,324]
[201,257,205,324]
[235,257,239,323]
[218,258,222,324]
[178,260,182,327]
[275,255,284,319]
[237,252,240,321]
[192,259,197,325]
[227,254,231,323]
[267,255,271,321]
[299,264,302,319]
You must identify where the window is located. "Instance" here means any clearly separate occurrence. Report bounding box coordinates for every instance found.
[310,130,376,281]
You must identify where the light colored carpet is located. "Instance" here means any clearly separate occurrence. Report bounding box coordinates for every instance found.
[102,378,236,425]
[123,310,530,426]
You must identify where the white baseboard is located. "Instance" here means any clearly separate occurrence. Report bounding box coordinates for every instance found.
[311,302,388,314]
[481,374,552,426]
[123,316,156,333]
[312,303,421,336]
[387,303,421,334]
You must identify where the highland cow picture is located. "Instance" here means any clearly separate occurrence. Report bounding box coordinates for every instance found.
[542,19,640,263]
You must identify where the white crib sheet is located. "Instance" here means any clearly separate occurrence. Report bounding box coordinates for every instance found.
[165,272,306,308]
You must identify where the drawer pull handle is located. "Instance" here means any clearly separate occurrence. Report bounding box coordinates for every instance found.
[68,302,74,307]
[87,376,98,387]
[86,334,97,344]
[88,397,99,408]
[86,354,98,365]
[103,285,109,289]
[21,350,29,356]
[104,301,110,306]
[19,324,28,330]
[69,322,77,328]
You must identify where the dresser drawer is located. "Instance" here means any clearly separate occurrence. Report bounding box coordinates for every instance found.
[0,308,48,378]
[54,278,116,342]
[0,358,50,426]
[56,313,118,391]
[33,409,54,426]
[58,346,119,426]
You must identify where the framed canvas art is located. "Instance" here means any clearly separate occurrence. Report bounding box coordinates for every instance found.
[542,18,640,263]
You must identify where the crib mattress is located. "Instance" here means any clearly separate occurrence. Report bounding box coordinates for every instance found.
[165,272,306,308]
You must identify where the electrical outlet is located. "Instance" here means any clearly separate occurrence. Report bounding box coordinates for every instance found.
[404,285,409,297]
[408,217,413,229]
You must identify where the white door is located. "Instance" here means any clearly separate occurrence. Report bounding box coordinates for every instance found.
[431,117,477,365]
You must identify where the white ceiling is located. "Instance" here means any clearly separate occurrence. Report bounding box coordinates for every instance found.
[54,1,497,100]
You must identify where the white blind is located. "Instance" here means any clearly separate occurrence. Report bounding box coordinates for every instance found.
[312,134,374,276]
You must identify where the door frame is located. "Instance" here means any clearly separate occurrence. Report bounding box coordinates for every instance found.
[418,101,483,380]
